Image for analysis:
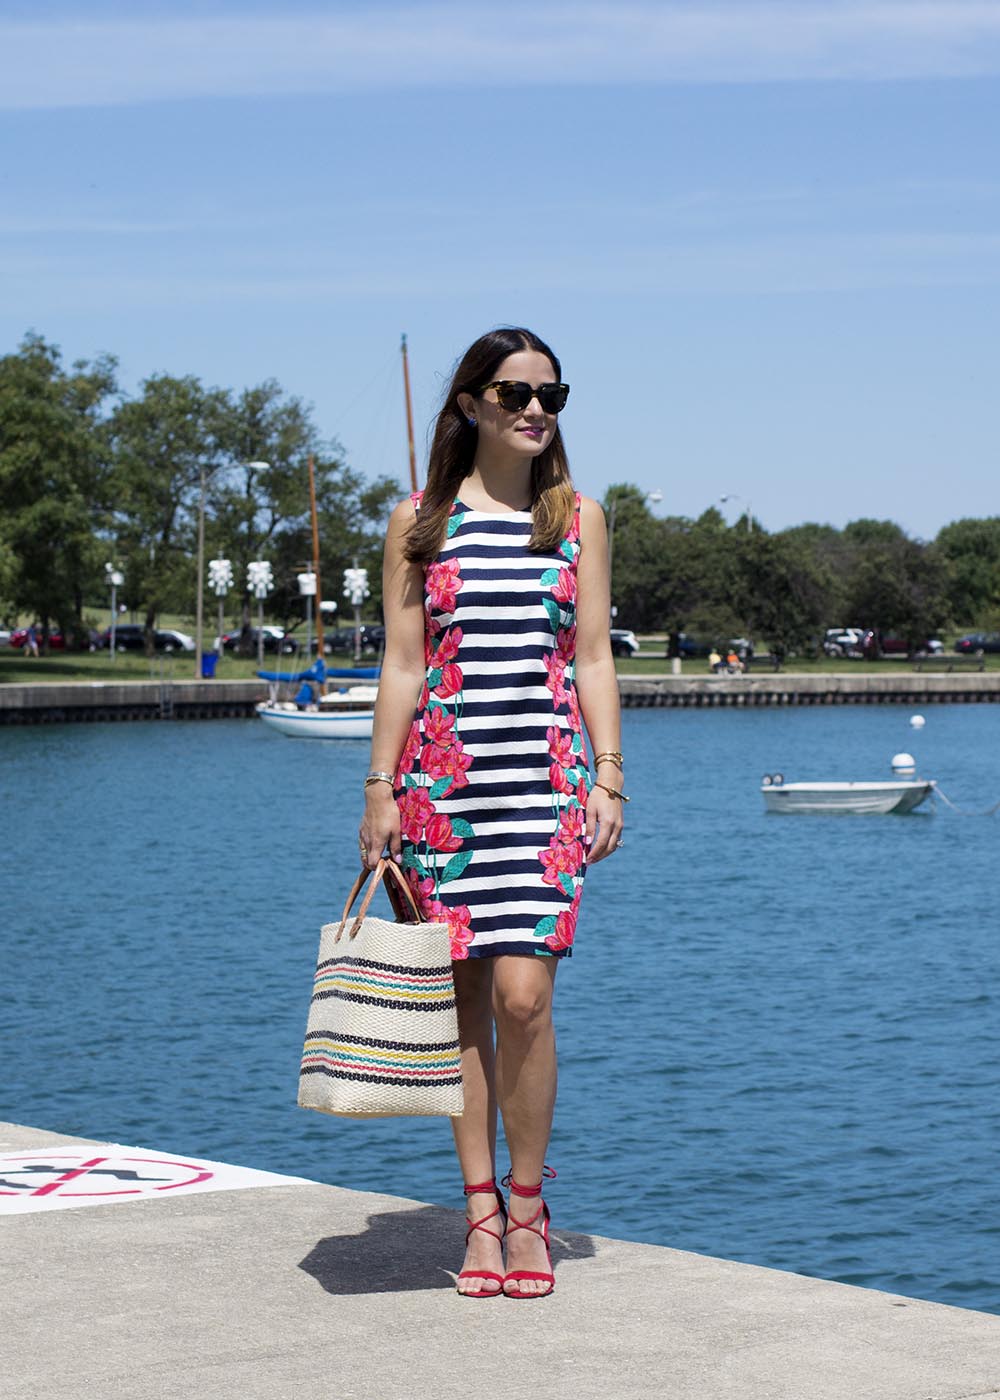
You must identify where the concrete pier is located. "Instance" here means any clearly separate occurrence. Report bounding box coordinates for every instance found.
[2,671,1000,724]
[6,1120,1000,1400]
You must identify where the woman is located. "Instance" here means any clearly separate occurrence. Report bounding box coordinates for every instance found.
[359,327,626,1299]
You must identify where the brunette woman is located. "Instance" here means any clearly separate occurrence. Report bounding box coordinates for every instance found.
[359,327,625,1298]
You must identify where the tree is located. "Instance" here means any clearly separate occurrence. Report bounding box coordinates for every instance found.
[841,521,950,646]
[935,517,1000,628]
[0,333,117,642]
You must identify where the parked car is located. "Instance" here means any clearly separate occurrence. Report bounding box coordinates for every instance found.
[218,626,298,655]
[955,632,1000,654]
[318,625,385,655]
[610,628,640,658]
[10,627,67,651]
[862,630,943,658]
[97,624,195,653]
[822,627,866,658]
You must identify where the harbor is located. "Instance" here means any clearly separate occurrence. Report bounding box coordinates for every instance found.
[2,669,1000,724]
[6,1118,1000,1400]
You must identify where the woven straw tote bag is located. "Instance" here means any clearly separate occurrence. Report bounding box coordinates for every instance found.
[298,857,464,1119]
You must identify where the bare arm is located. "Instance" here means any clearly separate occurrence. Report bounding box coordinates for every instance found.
[574,495,625,863]
[359,499,425,868]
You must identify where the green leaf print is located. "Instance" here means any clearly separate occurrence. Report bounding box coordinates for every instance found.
[429,777,452,800]
[542,596,562,632]
[558,873,575,899]
[441,849,474,884]
[451,817,475,838]
[539,567,560,586]
[447,511,466,537]
[533,915,557,939]
[559,540,575,561]
[571,733,583,753]
[402,851,431,879]
[427,667,443,688]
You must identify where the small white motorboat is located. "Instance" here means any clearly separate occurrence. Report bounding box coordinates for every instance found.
[761,777,935,815]
[256,686,377,740]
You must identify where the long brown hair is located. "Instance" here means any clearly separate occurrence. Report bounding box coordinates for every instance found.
[404,327,575,563]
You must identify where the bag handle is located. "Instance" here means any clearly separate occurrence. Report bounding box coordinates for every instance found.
[336,858,422,940]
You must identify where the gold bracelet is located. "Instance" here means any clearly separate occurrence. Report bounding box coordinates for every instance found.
[364,771,395,789]
[594,750,624,769]
[593,781,630,802]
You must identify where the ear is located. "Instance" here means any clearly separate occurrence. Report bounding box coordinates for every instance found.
[456,391,477,422]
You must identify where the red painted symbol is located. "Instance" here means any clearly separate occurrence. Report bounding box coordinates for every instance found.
[0,1152,214,1198]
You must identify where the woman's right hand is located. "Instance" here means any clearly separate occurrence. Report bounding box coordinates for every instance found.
[359,785,401,869]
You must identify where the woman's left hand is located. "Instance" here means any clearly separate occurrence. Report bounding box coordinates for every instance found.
[584,784,625,863]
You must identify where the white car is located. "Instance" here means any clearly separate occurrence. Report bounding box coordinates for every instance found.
[823,627,866,658]
[158,629,195,653]
[610,628,640,658]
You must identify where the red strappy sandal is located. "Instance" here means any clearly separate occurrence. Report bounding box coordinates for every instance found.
[456,1179,508,1299]
[500,1166,556,1299]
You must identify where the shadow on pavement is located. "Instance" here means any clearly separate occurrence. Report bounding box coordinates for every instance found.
[299,1203,597,1295]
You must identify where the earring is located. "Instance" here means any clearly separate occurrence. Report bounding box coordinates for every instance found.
[467,417,477,427]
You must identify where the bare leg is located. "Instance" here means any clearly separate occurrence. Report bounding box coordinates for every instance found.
[493,956,558,1296]
[450,958,502,1296]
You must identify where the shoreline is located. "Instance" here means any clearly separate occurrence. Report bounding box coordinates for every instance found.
[2,671,1000,724]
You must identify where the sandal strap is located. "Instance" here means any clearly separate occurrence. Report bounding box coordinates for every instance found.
[463,1178,500,1196]
[501,1164,556,1197]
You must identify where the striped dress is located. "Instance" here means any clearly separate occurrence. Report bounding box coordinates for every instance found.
[394,491,590,961]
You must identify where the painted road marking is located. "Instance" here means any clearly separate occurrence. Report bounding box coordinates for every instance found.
[0,1145,313,1214]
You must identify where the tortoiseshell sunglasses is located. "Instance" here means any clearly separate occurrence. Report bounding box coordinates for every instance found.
[479,380,570,414]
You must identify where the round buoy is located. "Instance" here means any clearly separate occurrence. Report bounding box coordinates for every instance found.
[910,714,926,729]
[772,772,785,786]
[761,774,773,786]
[891,752,916,774]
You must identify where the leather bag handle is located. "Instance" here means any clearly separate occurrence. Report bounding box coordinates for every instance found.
[336,858,422,940]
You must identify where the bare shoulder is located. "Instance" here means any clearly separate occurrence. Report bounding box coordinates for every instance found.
[577,494,608,541]
[386,496,418,540]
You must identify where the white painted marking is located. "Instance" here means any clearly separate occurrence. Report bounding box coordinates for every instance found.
[0,1144,313,1213]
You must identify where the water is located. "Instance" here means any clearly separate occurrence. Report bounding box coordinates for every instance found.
[2,706,999,1312]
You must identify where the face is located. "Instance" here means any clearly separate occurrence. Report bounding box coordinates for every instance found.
[459,349,561,459]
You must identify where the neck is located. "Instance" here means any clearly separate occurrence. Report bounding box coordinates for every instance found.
[463,448,534,511]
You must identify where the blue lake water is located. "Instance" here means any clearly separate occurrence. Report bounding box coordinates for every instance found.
[3,704,999,1312]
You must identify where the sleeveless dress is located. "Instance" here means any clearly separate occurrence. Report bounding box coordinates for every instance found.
[393,492,591,961]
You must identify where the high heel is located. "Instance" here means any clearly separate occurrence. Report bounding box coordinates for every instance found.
[500,1165,556,1299]
[456,1178,507,1298]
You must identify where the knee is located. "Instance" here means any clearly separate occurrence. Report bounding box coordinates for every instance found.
[495,985,552,1037]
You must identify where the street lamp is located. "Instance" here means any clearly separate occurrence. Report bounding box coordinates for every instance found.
[208,557,233,666]
[104,563,124,659]
[298,570,317,660]
[194,459,271,679]
[607,489,663,610]
[720,493,752,532]
[343,565,370,661]
[247,560,274,668]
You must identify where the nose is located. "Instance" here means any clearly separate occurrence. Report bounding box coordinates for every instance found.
[522,390,546,418]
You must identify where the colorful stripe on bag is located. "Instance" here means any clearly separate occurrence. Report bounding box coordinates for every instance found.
[312,957,456,1011]
[301,1030,462,1085]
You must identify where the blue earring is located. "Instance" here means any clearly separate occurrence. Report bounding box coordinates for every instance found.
[467,418,477,427]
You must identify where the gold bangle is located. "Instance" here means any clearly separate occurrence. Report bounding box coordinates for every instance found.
[594,751,623,769]
[593,781,630,802]
[364,771,395,789]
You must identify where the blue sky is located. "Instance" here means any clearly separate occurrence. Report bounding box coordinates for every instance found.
[3,1,999,537]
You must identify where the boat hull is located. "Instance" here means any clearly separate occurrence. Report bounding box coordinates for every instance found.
[256,702,374,740]
[762,781,935,815]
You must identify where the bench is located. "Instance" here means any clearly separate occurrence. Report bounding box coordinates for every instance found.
[742,654,783,673]
[913,655,986,673]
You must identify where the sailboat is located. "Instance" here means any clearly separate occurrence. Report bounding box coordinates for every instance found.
[255,336,419,741]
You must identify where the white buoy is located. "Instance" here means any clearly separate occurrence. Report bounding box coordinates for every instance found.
[910,714,926,729]
[891,752,916,775]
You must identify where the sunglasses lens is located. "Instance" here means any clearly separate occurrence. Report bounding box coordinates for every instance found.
[496,382,532,411]
[538,384,569,413]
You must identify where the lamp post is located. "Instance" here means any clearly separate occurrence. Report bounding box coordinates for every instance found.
[194,459,271,679]
[247,560,274,668]
[607,489,663,611]
[343,565,370,662]
[104,563,124,659]
[298,570,317,660]
[208,557,233,666]
[720,493,752,532]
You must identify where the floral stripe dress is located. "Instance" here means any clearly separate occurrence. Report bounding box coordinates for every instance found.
[394,492,591,961]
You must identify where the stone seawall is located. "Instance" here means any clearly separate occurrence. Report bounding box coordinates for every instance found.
[1,672,999,724]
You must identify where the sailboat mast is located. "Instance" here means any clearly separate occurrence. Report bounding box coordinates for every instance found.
[401,332,418,492]
[307,453,325,662]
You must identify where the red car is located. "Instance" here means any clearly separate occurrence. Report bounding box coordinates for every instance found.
[10,627,66,650]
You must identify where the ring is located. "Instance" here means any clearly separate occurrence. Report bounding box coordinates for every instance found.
[616,838,624,849]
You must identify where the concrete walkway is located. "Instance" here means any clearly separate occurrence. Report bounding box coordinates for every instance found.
[5,1120,1000,1400]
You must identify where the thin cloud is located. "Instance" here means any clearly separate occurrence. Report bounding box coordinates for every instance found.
[3,3,1000,109]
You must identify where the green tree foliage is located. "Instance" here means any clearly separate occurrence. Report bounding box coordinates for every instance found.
[935,517,1000,627]
[0,333,117,642]
[841,520,950,645]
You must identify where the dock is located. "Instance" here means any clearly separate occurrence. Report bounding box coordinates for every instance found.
[1,672,1000,725]
[6,1119,1000,1400]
